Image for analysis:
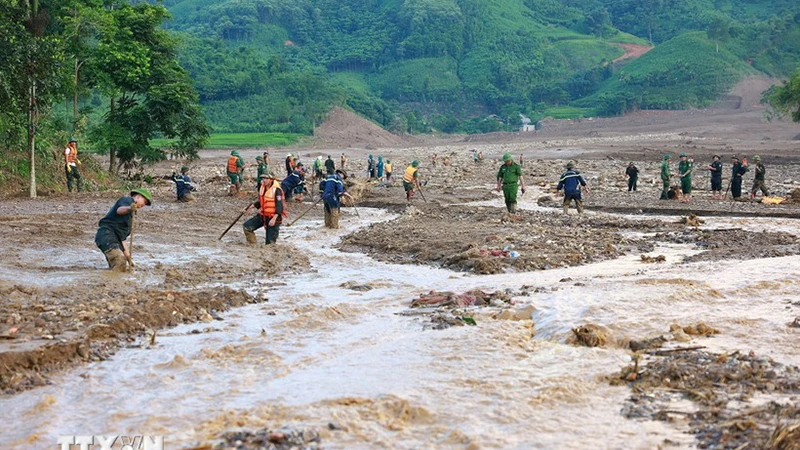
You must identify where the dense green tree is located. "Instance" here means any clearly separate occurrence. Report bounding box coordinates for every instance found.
[766,69,800,122]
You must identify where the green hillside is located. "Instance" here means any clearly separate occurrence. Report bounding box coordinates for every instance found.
[164,0,800,133]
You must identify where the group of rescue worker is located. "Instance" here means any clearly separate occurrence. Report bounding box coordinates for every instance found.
[84,139,777,272]
[658,153,769,202]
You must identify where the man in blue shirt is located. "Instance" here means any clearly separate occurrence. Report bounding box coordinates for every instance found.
[173,166,196,202]
[319,169,349,229]
[557,161,589,214]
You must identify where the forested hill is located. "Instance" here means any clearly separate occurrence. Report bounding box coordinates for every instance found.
[165,0,800,134]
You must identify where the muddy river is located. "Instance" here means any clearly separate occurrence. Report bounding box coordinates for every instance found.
[1,192,799,449]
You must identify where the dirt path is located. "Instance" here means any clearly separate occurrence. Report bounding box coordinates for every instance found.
[612,43,653,63]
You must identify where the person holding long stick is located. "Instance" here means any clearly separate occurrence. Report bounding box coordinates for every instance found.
[242,173,286,245]
[94,189,152,271]
[402,160,422,203]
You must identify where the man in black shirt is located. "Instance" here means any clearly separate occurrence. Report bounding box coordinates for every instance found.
[94,189,152,271]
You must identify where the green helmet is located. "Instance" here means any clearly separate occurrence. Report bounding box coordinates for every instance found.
[255,156,263,161]
[753,155,761,161]
[679,153,687,158]
[411,160,420,167]
[566,161,575,169]
[130,188,153,205]
[502,153,512,162]
[231,150,240,156]
[68,137,77,143]
[663,154,671,160]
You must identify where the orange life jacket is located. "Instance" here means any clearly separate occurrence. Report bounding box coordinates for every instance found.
[227,155,240,173]
[259,180,281,217]
[65,144,78,164]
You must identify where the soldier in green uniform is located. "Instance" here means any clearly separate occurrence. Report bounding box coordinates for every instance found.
[678,153,693,203]
[256,156,269,186]
[750,155,769,200]
[495,153,526,214]
[660,154,672,200]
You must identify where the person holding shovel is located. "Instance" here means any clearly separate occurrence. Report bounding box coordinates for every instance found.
[402,160,422,203]
[243,173,286,245]
[496,153,525,214]
[94,188,152,271]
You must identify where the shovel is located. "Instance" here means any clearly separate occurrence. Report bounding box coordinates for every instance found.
[127,211,136,268]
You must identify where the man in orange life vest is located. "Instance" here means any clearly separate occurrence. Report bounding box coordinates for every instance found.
[226,150,245,194]
[64,138,83,192]
[242,172,286,245]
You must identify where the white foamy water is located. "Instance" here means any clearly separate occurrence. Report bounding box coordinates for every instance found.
[1,203,798,450]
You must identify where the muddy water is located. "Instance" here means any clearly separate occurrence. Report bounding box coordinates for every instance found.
[1,200,799,449]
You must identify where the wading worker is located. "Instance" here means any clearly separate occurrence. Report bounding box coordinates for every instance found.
[557,161,589,214]
[243,173,285,245]
[173,166,196,202]
[94,188,152,271]
[320,169,348,229]
[226,150,244,194]
[64,138,83,192]
[496,153,525,214]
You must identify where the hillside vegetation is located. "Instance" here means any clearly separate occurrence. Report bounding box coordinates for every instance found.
[166,0,800,133]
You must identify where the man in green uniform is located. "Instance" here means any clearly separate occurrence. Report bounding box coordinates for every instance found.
[730,155,748,200]
[94,188,152,271]
[750,155,769,200]
[660,154,672,200]
[402,160,421,202]
[678,153,693,203]
[496,153,526,214]
[226,150,245,194]
[256,156,269,186]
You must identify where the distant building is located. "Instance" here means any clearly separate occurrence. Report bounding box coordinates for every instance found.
[519,114,535,132]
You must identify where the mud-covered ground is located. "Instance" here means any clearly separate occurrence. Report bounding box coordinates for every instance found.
[0,192,311,393]
[1,84,800,448]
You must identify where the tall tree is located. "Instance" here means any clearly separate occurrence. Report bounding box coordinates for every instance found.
[766,69,800,122]
[88,1,208,172]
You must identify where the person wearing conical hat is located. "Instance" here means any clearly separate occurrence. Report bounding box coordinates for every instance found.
[94,188,152,271]
[660,154,672,200]
[557,161,588,214]
[495,153,526,214]
[750,155,769,200]
[64,138,83,192]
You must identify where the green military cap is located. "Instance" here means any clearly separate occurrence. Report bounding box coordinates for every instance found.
[130,188,153,205]
[663,154,671,160]
[502,153,512,161]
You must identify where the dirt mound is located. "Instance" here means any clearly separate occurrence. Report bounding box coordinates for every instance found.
[311,107,408,149]
[728,76,776,111]
[613,43,653,63]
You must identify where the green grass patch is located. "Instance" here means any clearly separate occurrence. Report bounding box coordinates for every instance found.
[543,106,594,119]
[151,133,302,149]
[555,40,623,71]
[607,32,651,46]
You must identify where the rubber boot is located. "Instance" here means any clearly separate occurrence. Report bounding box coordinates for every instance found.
[331,208,340,229]
[324,209,331,228]
[576,200,584,214]
[104,249,128,272]
[509,203,517,214]
[563,204,569,215]
[243,228,257,245]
